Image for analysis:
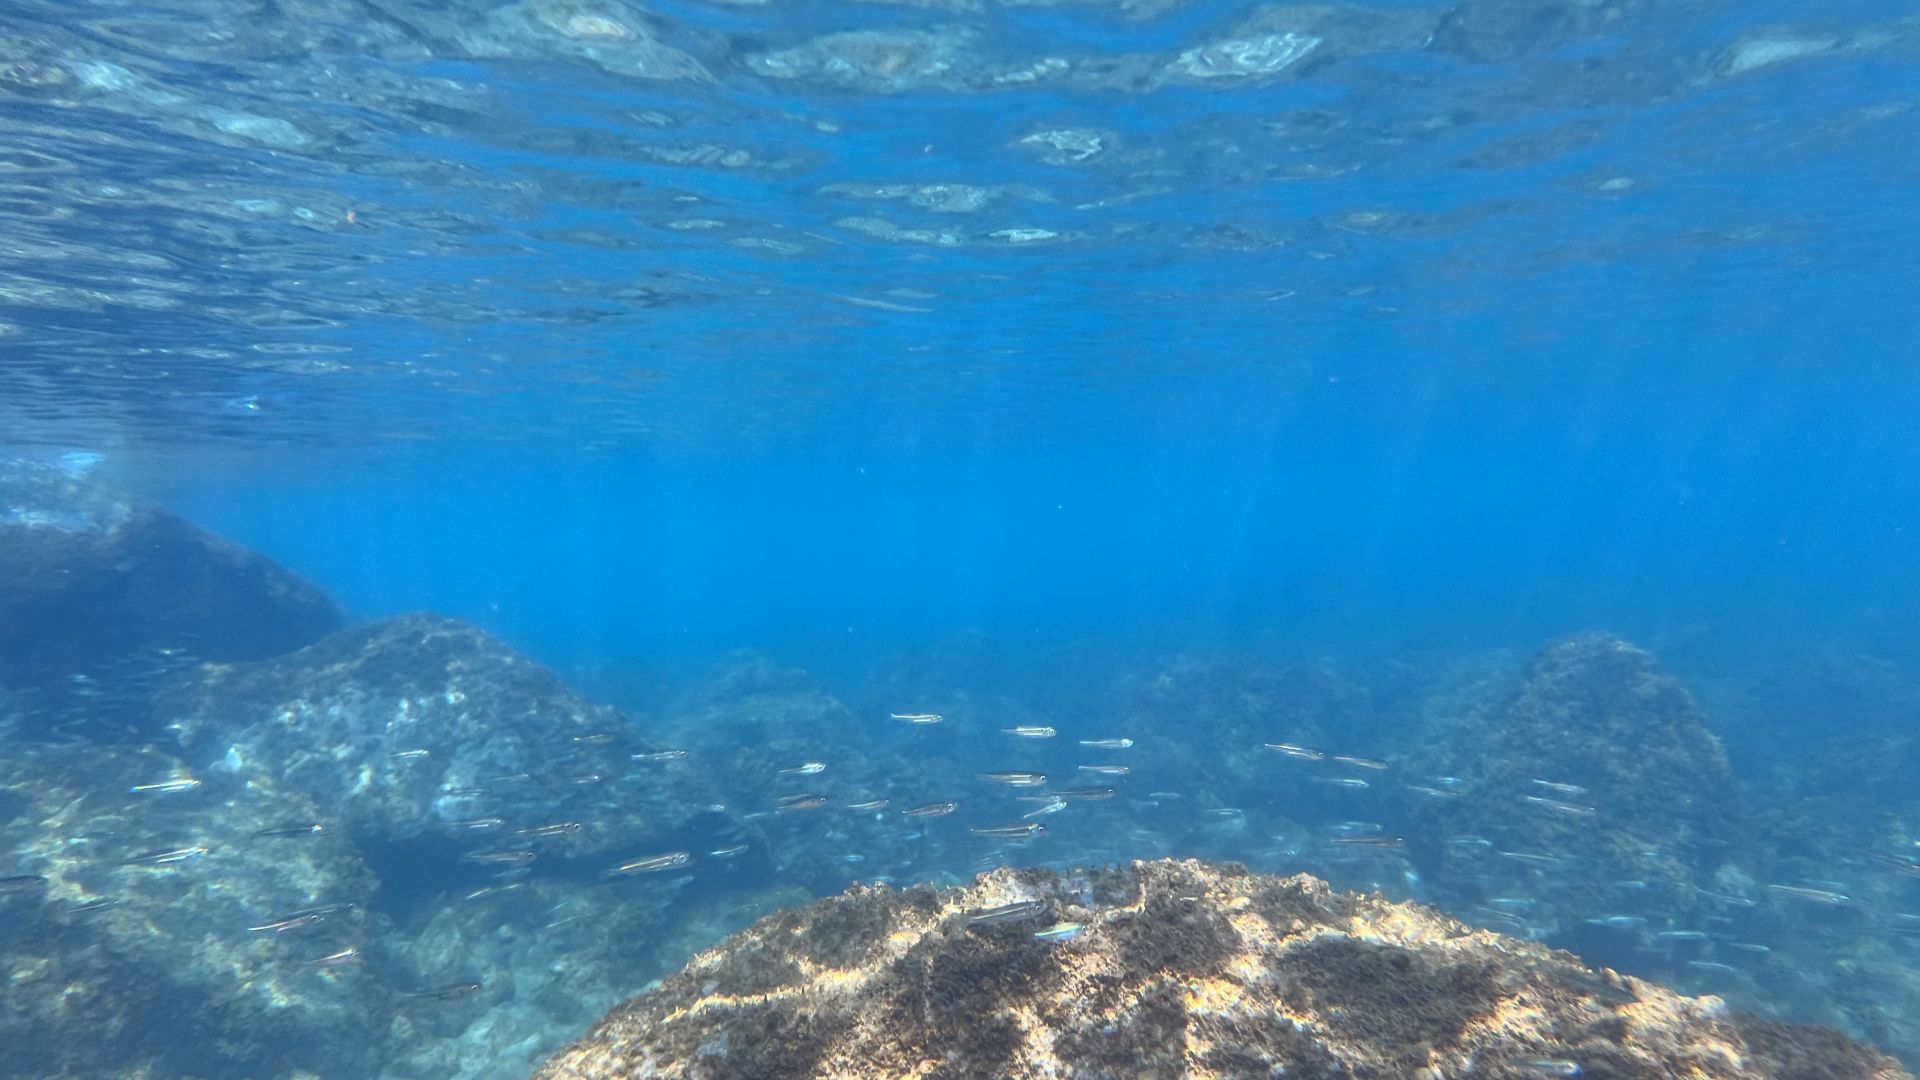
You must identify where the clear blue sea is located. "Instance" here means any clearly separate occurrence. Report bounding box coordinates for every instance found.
[3,0,1920,1075]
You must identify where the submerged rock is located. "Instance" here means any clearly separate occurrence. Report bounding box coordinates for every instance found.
[1410,633,1745,940]
[0,740,386,1078]
[538,858,1907,1079]
[0,460,341,734]
[158,614,750,871]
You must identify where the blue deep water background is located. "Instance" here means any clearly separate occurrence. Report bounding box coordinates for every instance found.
[6,0,1920,1074]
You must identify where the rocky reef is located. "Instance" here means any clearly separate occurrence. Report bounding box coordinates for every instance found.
[538,858,1908,1079]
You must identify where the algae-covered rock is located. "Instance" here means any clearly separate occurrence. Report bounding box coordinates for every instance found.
[1410,633,1745,937]
[537,858,1906,1079]
[157,614,750,869]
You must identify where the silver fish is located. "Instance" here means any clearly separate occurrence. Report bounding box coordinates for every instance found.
[129,777,202,794]
[966,900,1048,925]
[607,851,691,876]
[978,771,1048,787]
[1263,742,1324,761]
[252,823,325,839]
[970,822,1045,839]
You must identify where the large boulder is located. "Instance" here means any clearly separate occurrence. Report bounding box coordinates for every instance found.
[1406,633,1746,949]
[157,614,752,876]
[536,858,1907,1079]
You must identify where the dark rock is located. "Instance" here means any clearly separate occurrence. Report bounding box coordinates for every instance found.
[0,461,341,732]
[535,859,1910,1079]
[156,614,749,871]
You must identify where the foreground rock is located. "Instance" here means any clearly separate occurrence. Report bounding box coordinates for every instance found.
[538,859,1906,1079]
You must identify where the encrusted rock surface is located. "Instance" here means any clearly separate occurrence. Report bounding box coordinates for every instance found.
[537,858,1907,1080]
[1409,633,1746,938]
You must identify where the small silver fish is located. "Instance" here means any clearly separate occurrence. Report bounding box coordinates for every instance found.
[1329,836,1404,849]
[607,851,691,876]
[249,903,353,933]
[572,732,616,745]
[1521,795,1596,817]
[978,771,1048,787]
[1263,743,1324,761]
[387,749,431,761]
[1510,1060,1581,1078]
[780,762,827,775]
[1002,726,1056,739]
[129,777,202,794]
[1531,779,1589,797]
[1033,921,1084,942]
[463,849,536,866]
[1330,755,1388,771]
[971,822,1046,839]
[847,798,891,811]
[1314,777,1368,790]
[1050,786,1116,801]
[891,712,943,725]
[902,801,958,817]
[251,823,325,840]
[1586,915,1647,929]
[1767,884,1851,905]
[518,822,583,838]
[1022,799,1068,819]
[777,793,828,812]
[309,946,361,967]
[448,818,505,832]
[123,846,208,866]
[708,844,749,858]
[408,981,482,1001]
[966,900,1048,925]
[631,750,688,762]
[1077,764,1130,776]
[1078,738,1133,749]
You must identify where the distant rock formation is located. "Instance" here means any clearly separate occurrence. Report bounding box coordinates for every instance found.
[0,458,341,732]
[1409,633,1746,939]
[537,859,1906,1079]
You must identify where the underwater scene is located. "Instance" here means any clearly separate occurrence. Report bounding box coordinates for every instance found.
[3,0,1920,1076]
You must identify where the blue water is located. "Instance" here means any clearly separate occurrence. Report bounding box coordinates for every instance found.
[5,0,1920,1075]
